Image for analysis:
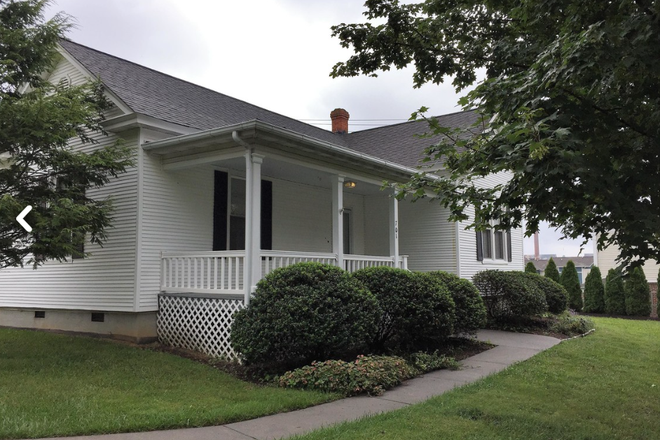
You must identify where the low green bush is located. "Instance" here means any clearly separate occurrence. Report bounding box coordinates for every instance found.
[352,267,455,351]
[522,272,568,314]
[277,351,458,396]
[472,270,548,322]
[550,314,595,336]
[231,263,380,369]
[277,355,417,396]
[428,271,486,335]
[407,351,459,373]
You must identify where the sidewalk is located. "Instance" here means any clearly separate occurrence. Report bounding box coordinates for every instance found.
[39,330,561,440]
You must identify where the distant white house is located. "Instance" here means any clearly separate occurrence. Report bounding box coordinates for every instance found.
[0,40,524,357]
[525,256,594,284]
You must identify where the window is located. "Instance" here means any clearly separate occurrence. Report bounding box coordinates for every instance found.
[476,228,512,262]
[213,171,272,251]
[494,231,504,260]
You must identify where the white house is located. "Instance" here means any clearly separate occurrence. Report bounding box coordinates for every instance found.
[0,40,524,356]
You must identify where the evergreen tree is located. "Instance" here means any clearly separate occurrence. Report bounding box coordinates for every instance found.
[544,258,560,283]
[625,267,651,316]
[560,260,582,311]
[525,261,537,274]
[604,269,626,315]
[0,0,132,268]
[583,266,605,313]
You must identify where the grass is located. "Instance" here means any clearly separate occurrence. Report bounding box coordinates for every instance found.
[0,329,335,439]
[294,317,660,440]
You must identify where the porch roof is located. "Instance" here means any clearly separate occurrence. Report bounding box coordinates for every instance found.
[142,119,427,183]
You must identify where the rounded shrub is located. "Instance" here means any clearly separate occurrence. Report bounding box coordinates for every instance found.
[583,266,605,313]
[522,272,568,314]
[560,260,583,311]
[472,270,548,322]
[525,261,538,274]
[352,267,455,351]
[604,268,626,315]
[625,267,651,316]
[428,271,486,335]
[230,263,380,368]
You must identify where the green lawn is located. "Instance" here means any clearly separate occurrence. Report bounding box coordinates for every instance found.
[0,329,334,439]
[295,318,660,440]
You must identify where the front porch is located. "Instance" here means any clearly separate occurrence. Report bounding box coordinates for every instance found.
[160,250,409,297]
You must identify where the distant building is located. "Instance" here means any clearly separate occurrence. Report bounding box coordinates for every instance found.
[525,256,594,284]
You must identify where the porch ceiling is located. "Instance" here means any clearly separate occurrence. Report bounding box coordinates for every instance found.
[218,156,387,196]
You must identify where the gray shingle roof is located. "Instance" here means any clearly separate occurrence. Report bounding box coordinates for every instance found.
[525,257,594,271]
[59,39,478,169]
[346,111,480,168]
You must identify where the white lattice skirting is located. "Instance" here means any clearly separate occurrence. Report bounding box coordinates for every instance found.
[157,294,245,359]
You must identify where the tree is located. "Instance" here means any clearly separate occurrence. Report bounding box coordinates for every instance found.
[525,261,537,274]
[332,0,660,270]
[560,260,582,311]
[0,0,132,268]
[604,268,626,315]
[625,267,651,316]
[583,266,605,313]
[544,258,560,283]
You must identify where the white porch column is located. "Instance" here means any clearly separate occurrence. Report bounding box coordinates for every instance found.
[332,175,345,269]
[243,151,253,305]
[389,192,400,268]
[250,154,264,294]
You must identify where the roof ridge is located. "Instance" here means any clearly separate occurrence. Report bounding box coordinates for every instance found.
[348,108,477,136]
[59,38,344,140]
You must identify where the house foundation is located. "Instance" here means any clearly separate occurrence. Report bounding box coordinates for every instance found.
[0,308,157,343]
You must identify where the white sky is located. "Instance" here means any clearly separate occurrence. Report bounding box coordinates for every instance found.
[45,0,593,257]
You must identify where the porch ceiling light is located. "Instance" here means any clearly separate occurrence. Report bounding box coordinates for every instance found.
[344,180,357,189]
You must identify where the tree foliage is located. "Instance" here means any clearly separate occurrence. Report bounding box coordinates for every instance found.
[544,258,560,283]
[583,266,605,313]
[560,261,582,311]
[604,268,626,315]
[332,0,660,269]
[625,267,651,316]
[0,0,133,268]
[525,261,537,274]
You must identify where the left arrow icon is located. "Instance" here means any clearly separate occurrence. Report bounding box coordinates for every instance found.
[16,205,33,232]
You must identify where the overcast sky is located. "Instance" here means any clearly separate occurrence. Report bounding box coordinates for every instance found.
[45,0,593,257]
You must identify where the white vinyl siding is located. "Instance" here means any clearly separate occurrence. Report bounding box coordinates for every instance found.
[598,241,660,282]
[0,57,136,312]
[398,199,456,273]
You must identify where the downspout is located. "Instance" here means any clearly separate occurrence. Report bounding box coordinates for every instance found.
[233,131,252,306]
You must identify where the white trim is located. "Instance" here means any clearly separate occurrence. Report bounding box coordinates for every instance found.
[56,46,133,115]
[456,221,462,277]
[162,148,246,171]
[250,154,264,293]
[332,175,345,268]
[134,128,144,312]
[389,193,400,268]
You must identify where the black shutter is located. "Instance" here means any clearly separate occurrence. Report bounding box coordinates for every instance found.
[506,230,513,262]
[213,171,228,251]
[261,179,273,250]
[476,231,483,261]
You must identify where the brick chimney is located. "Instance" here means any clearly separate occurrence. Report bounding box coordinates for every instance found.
[330,108,350,134]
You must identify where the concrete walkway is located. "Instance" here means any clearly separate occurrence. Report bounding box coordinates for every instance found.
[38,330,561,440]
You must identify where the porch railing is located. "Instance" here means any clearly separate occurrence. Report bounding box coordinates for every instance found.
[160,250,408,295]
[161,251,244,295]
[344,254,408,272]
[262,250,337,276]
